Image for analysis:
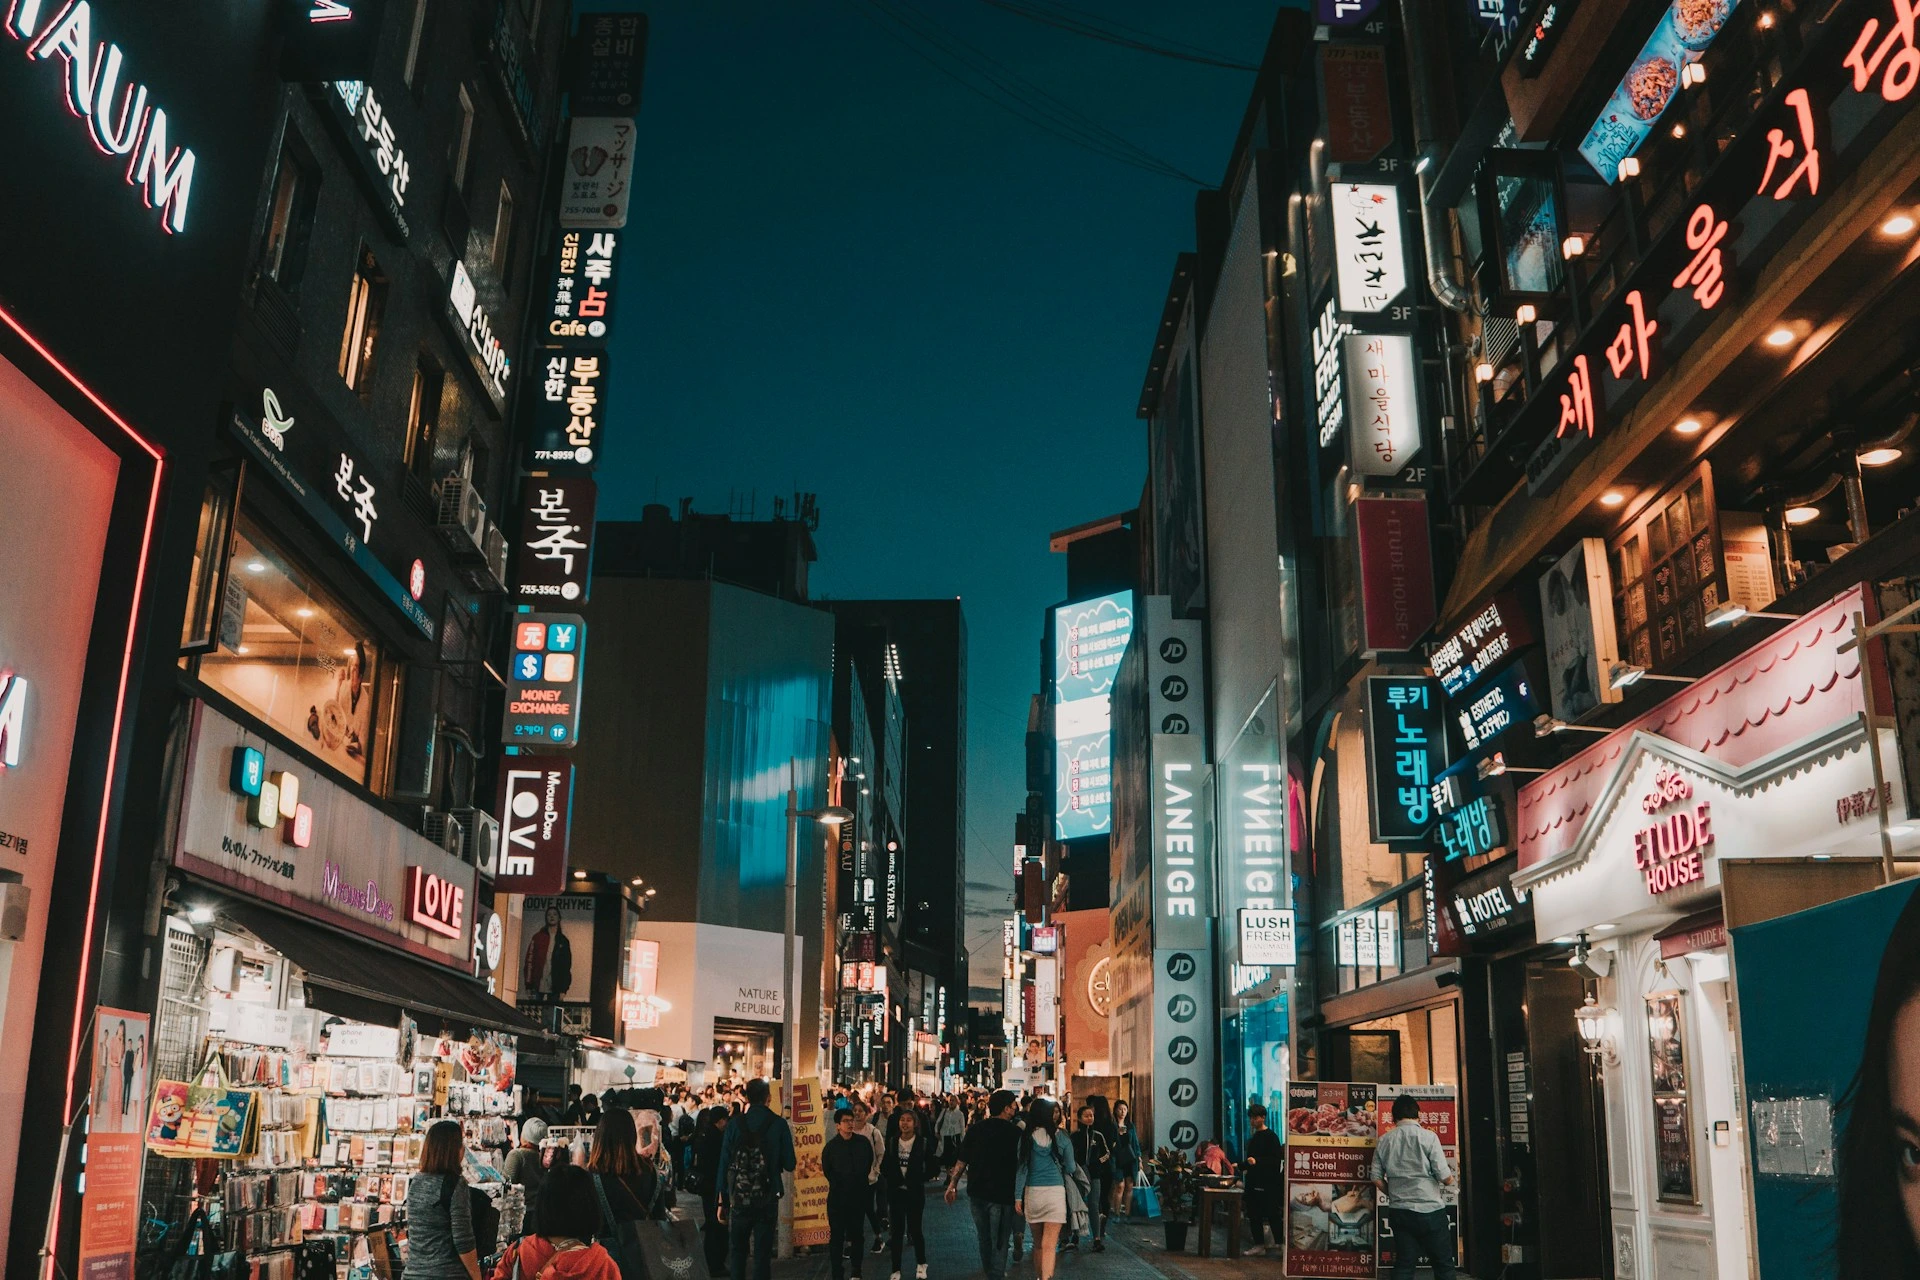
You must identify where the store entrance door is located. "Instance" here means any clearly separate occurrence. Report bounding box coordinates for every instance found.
[713,1018,778,1086]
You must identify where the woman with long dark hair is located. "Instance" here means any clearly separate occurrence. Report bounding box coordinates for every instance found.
[489,1165,620,1280]
[406,1120,482,1280]
[1013,1099,1077,1280]
[1837,888,1920,1280]
[1108,1100,1140,1216]
[587,1107,661,1225]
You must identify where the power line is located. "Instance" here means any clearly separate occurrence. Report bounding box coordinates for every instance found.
[851,0,1206,186]
[979,0,1260,71]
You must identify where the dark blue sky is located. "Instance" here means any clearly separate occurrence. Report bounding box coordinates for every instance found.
[584,0,1279,988]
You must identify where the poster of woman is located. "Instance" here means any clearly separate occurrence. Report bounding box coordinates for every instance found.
[521,895,592,1002]
[1538,539,1618,722]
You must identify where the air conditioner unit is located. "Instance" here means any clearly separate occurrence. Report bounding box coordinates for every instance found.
[454,807,501,877]
[435,476,487,562]
[421,809,467,860]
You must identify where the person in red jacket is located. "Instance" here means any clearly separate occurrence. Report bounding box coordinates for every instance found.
[492,1165,621,1280]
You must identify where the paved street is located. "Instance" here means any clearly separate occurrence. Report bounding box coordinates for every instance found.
[750,1188,1473,1280]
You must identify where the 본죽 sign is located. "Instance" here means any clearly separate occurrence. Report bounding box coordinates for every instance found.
[513,475,597,605]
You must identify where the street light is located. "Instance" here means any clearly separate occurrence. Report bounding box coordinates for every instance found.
[780,763,852,1257]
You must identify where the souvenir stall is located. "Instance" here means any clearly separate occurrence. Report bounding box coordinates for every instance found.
[142,904,545,1278]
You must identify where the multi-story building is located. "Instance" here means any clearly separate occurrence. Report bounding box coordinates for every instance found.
[1,1,591,1269]
[565,505,835,1088]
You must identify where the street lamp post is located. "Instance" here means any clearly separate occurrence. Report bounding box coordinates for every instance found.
[778,759,851,1258]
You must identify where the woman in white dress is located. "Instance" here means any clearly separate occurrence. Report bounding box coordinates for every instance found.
[1013,1099,1078,1280]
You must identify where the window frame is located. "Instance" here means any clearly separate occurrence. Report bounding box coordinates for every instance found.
[337,243,389,396]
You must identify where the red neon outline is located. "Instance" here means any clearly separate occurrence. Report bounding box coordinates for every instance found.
[0,303,162,1280]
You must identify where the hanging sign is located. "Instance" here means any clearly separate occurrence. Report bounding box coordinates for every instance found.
[526,351,609,469]
[1366,676,1448,842]
[1429,592,1535,698]
[571,12,648,115]
[1456,657,1539,754]
[559,116,635,228]
[1355,495,1436,654]
[1238,908,1297,966]
[1330,183,1409,316]
[541,228,622,349]
[448,260,513,414]
[1321,44,1393,163]
[503,615,586,747]
[513,475,597,605]
[1343,332,1422,475]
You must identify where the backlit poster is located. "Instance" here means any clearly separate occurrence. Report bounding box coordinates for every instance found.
[1540,538,1620,720]
[79,1008,149,1280]
[1373,1085,1460,1270]
[1284,1081,1379,1277]
[1053,591,1134,839]
[518,894,595,1004]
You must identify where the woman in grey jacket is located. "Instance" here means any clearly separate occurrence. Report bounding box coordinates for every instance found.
[407,1120,482,1280]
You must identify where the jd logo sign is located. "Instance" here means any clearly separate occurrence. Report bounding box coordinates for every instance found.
[1169,1120,1199,1148]
[1165,952,1196,980]
[1167,1077,1199,1107]
[1159,637,1188,663]
[1166,993,1197,1023]
[1167,1035,1198,1065]
[1160,675,1189,701]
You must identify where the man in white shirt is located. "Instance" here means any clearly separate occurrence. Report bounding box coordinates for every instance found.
[1371,1094,1457,1280]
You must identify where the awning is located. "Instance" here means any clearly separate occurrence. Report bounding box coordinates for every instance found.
[1656,909,1729,960]
[221,902,546,1037]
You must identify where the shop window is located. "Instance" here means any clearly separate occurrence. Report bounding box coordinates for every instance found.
[260,138,319,293]
[404,357,444,480]
[452,85,476,194]
[491,181,515,277]
[199,517,383,786]
[337,245,388,396]
[402,0,431,93]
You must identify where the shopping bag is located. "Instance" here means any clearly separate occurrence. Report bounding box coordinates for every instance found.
[634,1209,704,1280]
[1131,1184,1162,1220]
[593,1174,651,1280]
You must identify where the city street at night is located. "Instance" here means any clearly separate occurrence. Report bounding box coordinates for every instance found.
[5,2,1920,1279]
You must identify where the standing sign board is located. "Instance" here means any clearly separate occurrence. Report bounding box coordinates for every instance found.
[79,1007,150,1278]
[1373,1085,1460,1269]
[1283,1081,1380,1277]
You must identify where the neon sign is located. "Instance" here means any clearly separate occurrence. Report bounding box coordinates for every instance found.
[406,865,466,938]
[9,0,197,233]
[1633,766,1712,895]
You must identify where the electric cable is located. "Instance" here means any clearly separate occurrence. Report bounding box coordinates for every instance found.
[979,0,1260,71]
[851,0,1207,185]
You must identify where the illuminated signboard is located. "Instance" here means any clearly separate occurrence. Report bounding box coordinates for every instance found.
[1330,183,1410,316]
[1429,593,1536,698]
[1313,298,1349,449]
[503,614,586,747]
[1579,0,1743,182]
[281,0,384,80]
[526,351,608,469]
[1365,677,1448,843]
[571,12,648,116]
[494,755,573,893]
[1456,658,1538,754]
[1511,0,1919,499]
[448,261,513,413]
[7,0,197,233]
[321,78,411,240]
[559,115,635,229]
[513,476,597,606]
[1151,733,1213,951]
[1238,908,1297,966]
[1342,331,1422,476]
[1434,794,1505,863]
[540,229,622,350]
[406,865,467,939]
[1053,590,1134,840]
[1517,0,1577,77]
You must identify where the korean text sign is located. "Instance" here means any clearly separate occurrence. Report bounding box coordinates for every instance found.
[1284,1081,1380,1278]
[1366,676,1447,843]
[503,615,586,747]
[1053,591,1134,840]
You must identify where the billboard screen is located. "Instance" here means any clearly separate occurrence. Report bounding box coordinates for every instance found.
[1053,591,1135,840]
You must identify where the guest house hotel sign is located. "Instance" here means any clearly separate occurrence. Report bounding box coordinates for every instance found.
[9,0,198,233]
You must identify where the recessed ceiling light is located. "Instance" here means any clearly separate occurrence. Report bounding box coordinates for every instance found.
[1785,505,1821,525]
[236,645,250,655]
[1882,213,1917,236]
[1670,123,1687,139]
[1674,418,1703,435]
[246,561,267,573]
[1600,490,1628,507]
[1860,446,1903,467]
[341,647,357,656]
[296,607,315,618]
[1757,9,1776,28]
[1765,325,1797,348]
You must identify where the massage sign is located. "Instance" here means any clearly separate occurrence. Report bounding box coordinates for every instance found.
[1634,765,1713,895]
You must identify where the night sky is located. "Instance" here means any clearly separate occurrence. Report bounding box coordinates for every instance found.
[582,0,1280,996]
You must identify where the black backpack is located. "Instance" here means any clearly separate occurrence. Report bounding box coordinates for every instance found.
[727,1113,780,1212]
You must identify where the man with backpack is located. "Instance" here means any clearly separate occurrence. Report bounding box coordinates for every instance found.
[717,1078,796,1280]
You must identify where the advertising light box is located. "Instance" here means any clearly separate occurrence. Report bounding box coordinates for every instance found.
[503,614,586,748]
[1053,591,1134,840]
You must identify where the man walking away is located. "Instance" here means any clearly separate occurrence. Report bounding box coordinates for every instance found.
[824,1109,877,1280]
[944,1089,1022,1280]
[1240,1104,1284,1255]
[718,1078,797,1280]
[1372,1094,1457,1280]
